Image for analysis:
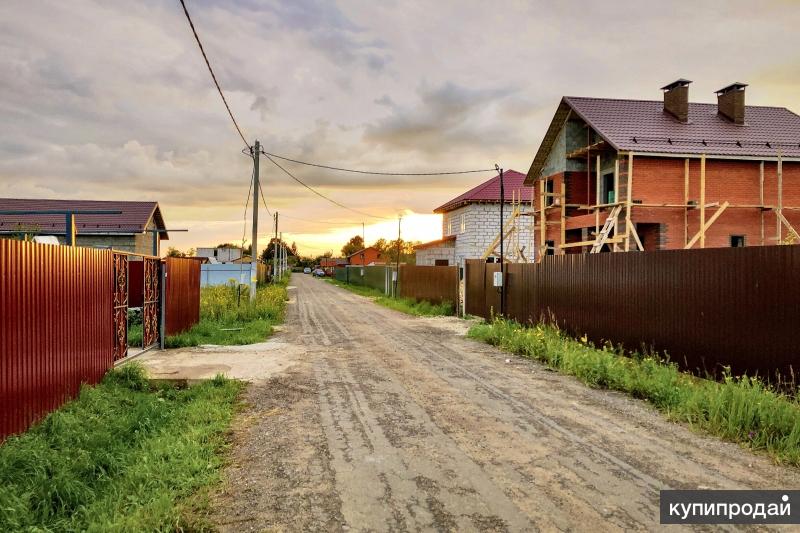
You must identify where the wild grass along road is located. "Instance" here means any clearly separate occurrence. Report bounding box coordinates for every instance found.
[213,274,799,531]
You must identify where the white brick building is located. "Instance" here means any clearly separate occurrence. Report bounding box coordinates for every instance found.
[414,170,536,266]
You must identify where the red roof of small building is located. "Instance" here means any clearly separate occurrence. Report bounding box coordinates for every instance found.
[0,198,167,238]
[434,170,533,213]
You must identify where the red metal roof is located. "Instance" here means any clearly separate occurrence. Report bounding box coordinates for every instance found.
[527,96,800,182]
[434,170,533,213]
[0,198,167,237]
[564,96,800,158]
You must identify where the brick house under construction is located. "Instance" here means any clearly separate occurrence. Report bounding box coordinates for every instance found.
[524,80,800,257]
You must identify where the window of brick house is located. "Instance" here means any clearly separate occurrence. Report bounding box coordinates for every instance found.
[460,213,466,233]
[730,235,746,247]
[434,259,449,266]
[447,218,453,235]
[602,172,616,204]
[545,240,555,255]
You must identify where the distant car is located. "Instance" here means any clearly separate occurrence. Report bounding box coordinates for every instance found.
[313,268,326,277]
[303,267,312,274]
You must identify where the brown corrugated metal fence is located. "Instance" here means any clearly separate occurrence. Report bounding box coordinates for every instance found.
[465,245,800,378]
[0,240,114,440]
[398,265,459,305]
[164,256,201,336]
[128,259,143,308]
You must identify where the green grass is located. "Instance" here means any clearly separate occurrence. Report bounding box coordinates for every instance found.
[0,364,244,531]
[165,274,290,348]
[128,323,142,347]
[326,278,454,316]
[468,318,800,466]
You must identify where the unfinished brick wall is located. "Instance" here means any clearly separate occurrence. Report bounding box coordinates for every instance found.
[535,156,800,254]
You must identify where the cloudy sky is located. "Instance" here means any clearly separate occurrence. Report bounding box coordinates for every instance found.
[1,0,799,256]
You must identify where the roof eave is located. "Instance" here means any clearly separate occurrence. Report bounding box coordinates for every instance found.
[525,97,621,185]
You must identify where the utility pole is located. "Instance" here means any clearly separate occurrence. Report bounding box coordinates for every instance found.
[250,140,260,302]
[394,215,402,297]
[496,164,505,316]
[361,221,365,265]
[273,212,279,282]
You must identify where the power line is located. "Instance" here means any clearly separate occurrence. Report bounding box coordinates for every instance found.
[262,153,393,220]
[178,0,249,149]
[278,213,365,226]
[256,178,272,218]
[261,151,495,176]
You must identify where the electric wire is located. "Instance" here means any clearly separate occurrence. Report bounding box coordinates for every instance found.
[178,0,249,149]
[262,152,393,220]
[261,150,494,176]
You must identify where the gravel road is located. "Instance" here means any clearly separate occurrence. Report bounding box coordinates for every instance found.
[212,274,799,532]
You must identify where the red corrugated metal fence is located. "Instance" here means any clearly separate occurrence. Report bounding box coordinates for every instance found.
[164,256,201,336]
[0,240,114,440]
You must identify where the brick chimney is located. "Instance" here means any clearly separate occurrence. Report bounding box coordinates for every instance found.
[660,79,692,123]
[715,83,748,125]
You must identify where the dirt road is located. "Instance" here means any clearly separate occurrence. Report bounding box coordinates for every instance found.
[213,274,798,532]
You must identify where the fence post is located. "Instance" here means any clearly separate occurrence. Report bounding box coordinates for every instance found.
[160,261,166,349]
[460,257,466,317]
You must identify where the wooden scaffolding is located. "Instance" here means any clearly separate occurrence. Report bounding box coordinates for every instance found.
[531,150,798,262]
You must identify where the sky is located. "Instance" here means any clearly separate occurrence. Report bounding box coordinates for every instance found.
[1,0,799,257]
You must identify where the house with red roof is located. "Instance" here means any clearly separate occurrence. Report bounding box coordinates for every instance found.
[347,246,384,266]
[525,80,800,255]
[414,170,535,266]
[0,198,168,256]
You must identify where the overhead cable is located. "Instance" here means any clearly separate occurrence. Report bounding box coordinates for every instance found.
[262,153,393,220]
[178,0,249,149]
[261,150,495,176]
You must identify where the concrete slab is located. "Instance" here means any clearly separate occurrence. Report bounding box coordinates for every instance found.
[132,338,303,383]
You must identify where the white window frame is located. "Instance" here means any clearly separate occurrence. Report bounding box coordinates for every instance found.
[460,213,466,233]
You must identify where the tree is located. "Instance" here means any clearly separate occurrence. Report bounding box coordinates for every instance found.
[372,238,388,253]
[166,247,195,258]
[341,235,364,257]
[381,239,420,264]
[259,238,298,264]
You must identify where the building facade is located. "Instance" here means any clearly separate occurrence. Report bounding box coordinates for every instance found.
[526,80,800,256]
[414,170,535,266]
[348,246,384,265]
[0,199,169,256]
[196,246,242,263]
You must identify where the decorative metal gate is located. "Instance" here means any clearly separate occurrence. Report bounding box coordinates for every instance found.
[142,257,161,348]
[112,253,128,360]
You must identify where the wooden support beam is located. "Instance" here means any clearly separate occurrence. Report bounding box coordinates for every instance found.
[529,187,535,263]
[539,178,546,260]
[777,150,783,243]
[699,153,706,248]
[625,153,633,251]
[560,181,566,255]
[776,210,800,242]
[565,140,608,159]
[685,201,730,249]
[481,207,520,259]
[760,160,765,246]
[684,158,689,246]
[628,222,644,251]
[595,155,601,236]
[560,235,625,249]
